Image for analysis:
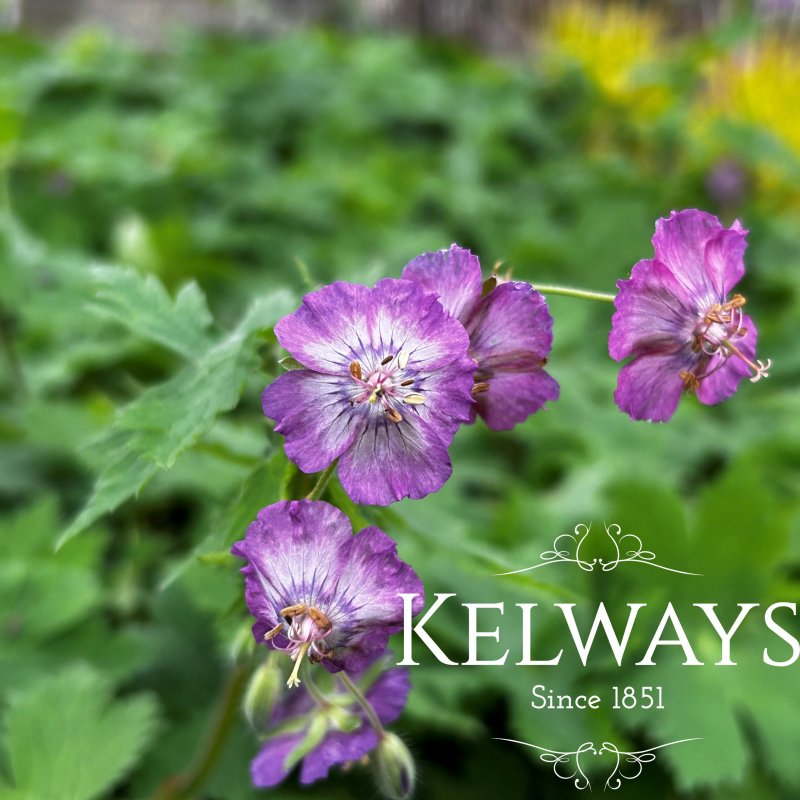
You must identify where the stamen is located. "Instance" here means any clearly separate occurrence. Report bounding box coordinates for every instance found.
[381,354,394,366]
[679,370,699,393]
[402,393,425,405]
[400,379,414,387]
[471,382,490,395]
[349,361,362,381]
[397,350,409,369]
[308,607,332,633]
[385,408,403,423]
[264,623,283,641]
[287,641,311,688]
[280,603,307,621]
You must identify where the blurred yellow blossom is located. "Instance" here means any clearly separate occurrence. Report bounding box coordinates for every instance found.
[542,1,670,116]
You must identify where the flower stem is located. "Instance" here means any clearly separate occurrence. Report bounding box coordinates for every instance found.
[532,283,615,303]
[149,662,249,800]
[305,461,337,501]
[338,672,385,739]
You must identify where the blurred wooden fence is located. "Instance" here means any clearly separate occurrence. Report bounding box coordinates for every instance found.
[13,0,722,49]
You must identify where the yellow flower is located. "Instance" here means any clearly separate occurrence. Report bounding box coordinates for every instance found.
[703,38,800,158]
[543,1,670,116]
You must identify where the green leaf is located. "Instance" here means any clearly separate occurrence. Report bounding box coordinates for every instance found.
[0,665,159,800]
[60,290,294,546]
[88,264,215,360]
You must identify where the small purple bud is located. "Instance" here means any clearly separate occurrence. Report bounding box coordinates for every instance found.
[373,732,416,800]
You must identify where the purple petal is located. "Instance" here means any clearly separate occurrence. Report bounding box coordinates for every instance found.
[299,727,377,785]
[463,281,558,429]
[401,244,483,323]
[474,369,560,431]
[366,667,411,725]
[274,281,373,374]
[704,224,748,297]
[465,282,553,367]
[275,278,472,375]
[614,352,687,422]
[609,258,695,362]
[652,210,746,304]
[696,314,758,406]
[262,370,363,474]
[251,732,305,788]
[318,528,424,672]
[337,412,456,506]
[231,501,355,643]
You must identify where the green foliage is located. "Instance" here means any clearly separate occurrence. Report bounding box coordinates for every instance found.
[0,19,798,800]
[0,665,158,800]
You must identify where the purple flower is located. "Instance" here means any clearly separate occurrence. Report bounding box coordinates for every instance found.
[609,209,771,422]
[263,278,476,505]
[251,661,410,788]
[401,244,559,431]
[231,500,423,685]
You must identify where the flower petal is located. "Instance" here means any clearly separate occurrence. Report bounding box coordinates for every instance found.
[652,209,746,304]
[318,529,424,672]
[609,258,695,361]
[275,278,472,375]
[231,501,355,643]
[401,244,483,323]
[614,352,687,422]
[299,727,377,785]
[696,314,759,406]
[367,667,411,725]
[465,281,554,370]
[704,223,748,297]
[262,369,363,474]
[251,732,305,788]
[338,413,455,505]
[475,369,560,431]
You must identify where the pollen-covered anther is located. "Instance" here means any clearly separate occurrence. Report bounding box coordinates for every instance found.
[402,393,425,405]
[680,370,699,393]
[349,361,363,381]
[385,407,403,423]
[307,606,332,633]
[280,603,307,621]
[396,349,409,369]
[471,381,490,395]
[264,623,283,641]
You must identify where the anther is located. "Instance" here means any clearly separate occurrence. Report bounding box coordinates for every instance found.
[385,408,403,423]
[308,607,332,633]
[397,350,409,369]
[402,393,425,405]
[280,603,307,621]
[349,361,362,381]
[679,370,699,393]
[400,379,414,387]
[471,382,490,395]
[264,623,283,641]
[381,354,394,366]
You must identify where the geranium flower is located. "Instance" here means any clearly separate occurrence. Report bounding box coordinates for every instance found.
[609,209,771,422]
[402,244,559,430]
[263,278,476,505]
[251,660,409,788]
[231,500,423,687]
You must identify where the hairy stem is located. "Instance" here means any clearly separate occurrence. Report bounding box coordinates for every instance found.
[338,672,385,739]
[532,283,615,303]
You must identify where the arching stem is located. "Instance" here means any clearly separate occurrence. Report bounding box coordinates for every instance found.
[532,283,615,303]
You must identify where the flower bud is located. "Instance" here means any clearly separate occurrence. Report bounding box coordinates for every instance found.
[229,621,256,664]
[373,732,416,800]
[327,706,361,733]
[243,658,282,732]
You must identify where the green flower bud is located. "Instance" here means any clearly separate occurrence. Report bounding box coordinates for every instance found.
[373,732,416,800]
[229,622,257,664]
[327,706,362,733]
[243,658,282,732]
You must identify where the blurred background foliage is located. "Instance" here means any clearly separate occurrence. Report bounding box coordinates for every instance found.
[1,1,799,798]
